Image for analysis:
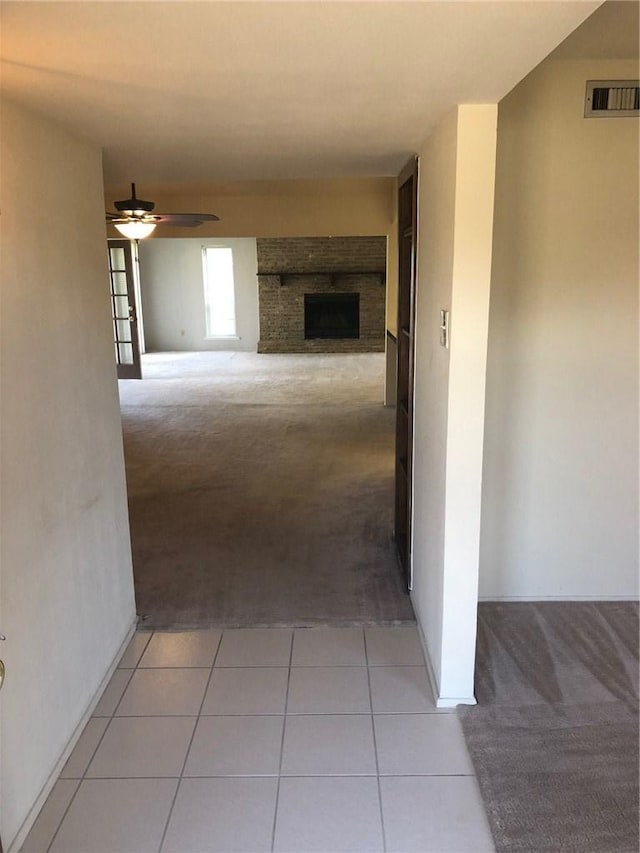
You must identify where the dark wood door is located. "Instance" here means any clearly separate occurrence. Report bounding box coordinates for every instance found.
[394,157,418,587]
[108,240,142,379]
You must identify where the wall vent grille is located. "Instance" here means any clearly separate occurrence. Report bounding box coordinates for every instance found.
[585,80,639,117]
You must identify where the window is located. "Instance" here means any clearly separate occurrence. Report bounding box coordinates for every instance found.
[202,247,237,337]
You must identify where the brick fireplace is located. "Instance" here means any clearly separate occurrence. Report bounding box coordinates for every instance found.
[256,237,386,353]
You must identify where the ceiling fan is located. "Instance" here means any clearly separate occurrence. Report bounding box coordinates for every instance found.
[106,183,219,239]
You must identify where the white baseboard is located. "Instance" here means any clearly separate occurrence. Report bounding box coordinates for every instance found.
[478,595,639,602]
[8,621,137,853]
[436,694,477,709]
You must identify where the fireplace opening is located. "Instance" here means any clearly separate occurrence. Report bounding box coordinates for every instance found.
[304,292,360,340]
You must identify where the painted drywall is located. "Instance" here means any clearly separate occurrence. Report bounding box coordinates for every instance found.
[138,238,259,352]
[105,178,395,240]
[411,106,497,705]
[0,101,136,849]
[410,111,457,697]
[480,58,639,600]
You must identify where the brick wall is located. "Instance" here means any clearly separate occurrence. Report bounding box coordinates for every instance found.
[256,237,386,353]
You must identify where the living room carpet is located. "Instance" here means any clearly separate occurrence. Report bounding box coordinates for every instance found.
[118,352,414,629]
[459,602,639,853]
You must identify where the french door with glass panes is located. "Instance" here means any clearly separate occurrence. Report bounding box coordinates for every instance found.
[108,240,142,379]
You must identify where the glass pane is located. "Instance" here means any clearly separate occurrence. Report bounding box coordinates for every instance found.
[115,342,119,361]
[112,272,128,296]
[116,319,131,342]
[113,296,129,318]
[203,247,236,337]
[119,342,134,364]
[109,247,125,270]
[211,316,236,336]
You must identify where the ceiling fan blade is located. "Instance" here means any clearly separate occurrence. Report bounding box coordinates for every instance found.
[152,213,220,225]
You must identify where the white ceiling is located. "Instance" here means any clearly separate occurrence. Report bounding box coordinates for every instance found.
[0,1,612,183]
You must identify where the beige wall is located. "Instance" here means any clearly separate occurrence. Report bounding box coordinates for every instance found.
[480,58,639,600]
[0,102,136,849]
[411,111,457,696]
[411,106,497,705]
[138,237,259,352]
[105,178,395,240]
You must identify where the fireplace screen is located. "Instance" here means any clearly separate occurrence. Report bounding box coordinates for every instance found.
[304,293,360,339]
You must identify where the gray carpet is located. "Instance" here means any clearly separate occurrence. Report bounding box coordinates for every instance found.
[118,351,414,629]
[459,602,639,853]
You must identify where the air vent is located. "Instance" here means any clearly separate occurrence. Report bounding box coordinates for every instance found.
[585,80,639,117]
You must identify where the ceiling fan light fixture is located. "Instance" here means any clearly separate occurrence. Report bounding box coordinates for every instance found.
[107,183,219,234]
[114,221,157,239]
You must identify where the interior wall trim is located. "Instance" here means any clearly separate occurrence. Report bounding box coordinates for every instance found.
[478,595,640,602]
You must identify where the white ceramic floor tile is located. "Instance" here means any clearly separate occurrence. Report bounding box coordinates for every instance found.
[20,780,79,853]
[274,777,384,852]
[184,715,283,776]
[374,714,475,775]
[116,668,210,716]
[292,627,366,666]
[365,626,424,665]
[287,667,371,713]
[162,777,278,852]
[60,718,109,779]
[281,714,376,776]
[139,630,221,668]
[201,667,289,715]
[215,628,292,666]
[369,666,436,712]
[92,669,133,717]
[381,775,495,852]
[118,632,152,668]
[87,716,196,778]
[49,778,177,853]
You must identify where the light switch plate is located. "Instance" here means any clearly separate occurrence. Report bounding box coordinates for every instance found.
[440,309,449,348]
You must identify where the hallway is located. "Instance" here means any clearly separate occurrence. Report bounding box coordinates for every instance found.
[21,626,493,852]
[118,352,414,628]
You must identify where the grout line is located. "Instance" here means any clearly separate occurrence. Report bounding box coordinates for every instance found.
[282,709,443,716]
[43,778,81,853]
[364,627,387,853]
[156,630,223,853]
[133,629,153,665]
[76,717,113,782]
[42,771,475,782]
[189,709,448,717]
[136,664,221,669]
[90,710,447,718]
[270,630,294,853]
[108,663,138,718]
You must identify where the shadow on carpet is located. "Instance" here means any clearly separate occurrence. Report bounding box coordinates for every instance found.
[458,602,639,853]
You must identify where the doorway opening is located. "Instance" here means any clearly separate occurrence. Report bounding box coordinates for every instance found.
[115,235,413,629]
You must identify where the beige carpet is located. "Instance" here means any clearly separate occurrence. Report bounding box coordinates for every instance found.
[459,602,639,853]
[118,352,414,629]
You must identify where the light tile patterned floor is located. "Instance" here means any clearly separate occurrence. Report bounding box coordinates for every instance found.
[21,627,494,853]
